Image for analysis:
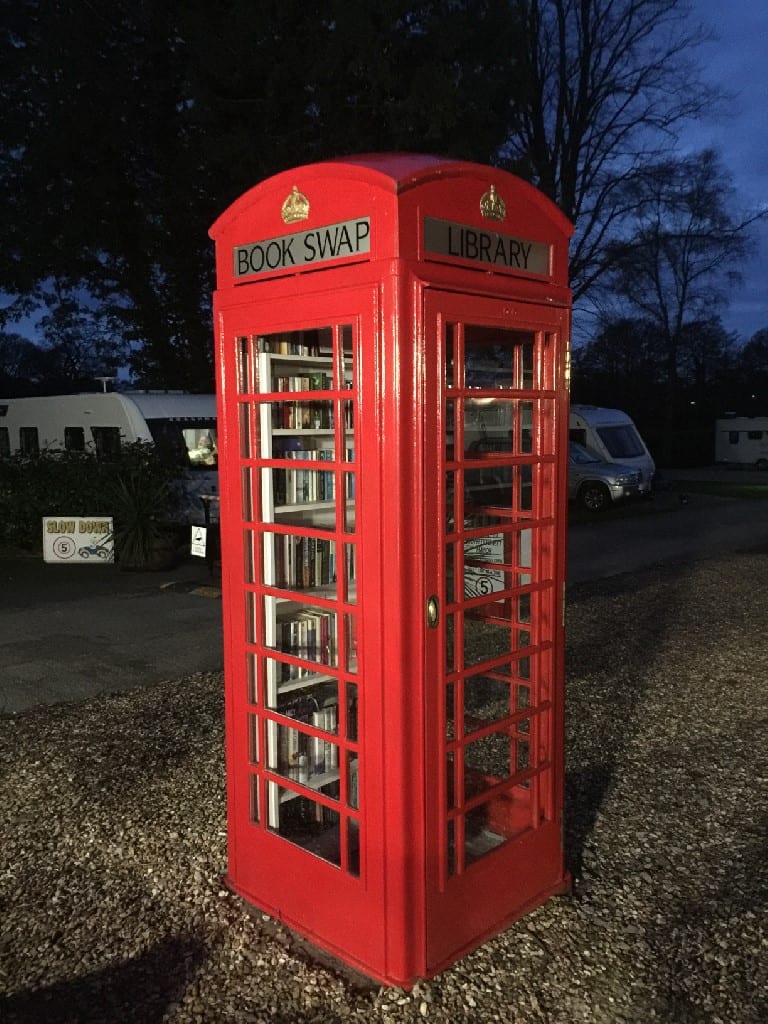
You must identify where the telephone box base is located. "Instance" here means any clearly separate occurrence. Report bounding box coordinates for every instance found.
[226,871,573,989]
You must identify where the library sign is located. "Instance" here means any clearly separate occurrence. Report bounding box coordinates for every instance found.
[42,516,114,564]
[424,216,551,276]
[234,217,371,279]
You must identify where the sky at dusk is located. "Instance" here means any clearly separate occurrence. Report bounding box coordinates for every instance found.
[681,0,768,341]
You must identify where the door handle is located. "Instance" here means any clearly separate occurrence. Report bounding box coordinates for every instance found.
[427,595,440,629]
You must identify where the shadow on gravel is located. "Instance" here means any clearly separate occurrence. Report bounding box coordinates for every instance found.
[0,935,206,1024]
[563,563,697,887]
[564,763,614,884]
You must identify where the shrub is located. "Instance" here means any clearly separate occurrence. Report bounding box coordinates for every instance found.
[0,443,181,553]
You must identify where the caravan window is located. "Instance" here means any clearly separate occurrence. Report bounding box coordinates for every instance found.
[729,431,740,445]
[92,426,121,460]
[596,424,644,459]
[20,427,39,456]
[0,427,9,457]
[747,431,763,441]
[146,417,218,470]
[65,426,86,452]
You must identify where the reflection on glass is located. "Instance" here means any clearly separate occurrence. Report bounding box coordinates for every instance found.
[268,783,341,867]
[462,326,536,391]
[445,471,455,533]
[464,731,512,794]
[237,337,250,394]
[515,721,531,772]
[520,340,534,389]
[246,591,258,645]
[445,613,456,672]
[343,544,357,603]
[248,714,260,765]
[250,775,260,824]
[347,817,360,876]
[445,541,455,604]
[343,473,356,532]
[241,466,254,521]
[344,613,358,673]
[519,463,533,511]
[464,616,509,668]
[347,752,359,810]
[518,528,532,570]
[463,673,510,735]
[445,399,456,459]
[244,530,256,583]
[445,681,455,739]
[239,402,252,456]
[446,751,456,809]
[346,681,358,741]
[246,651,258,704]
[446,323,455,388]
[465,338,514,389]
[340,324,354,388]
[465,462,512,511]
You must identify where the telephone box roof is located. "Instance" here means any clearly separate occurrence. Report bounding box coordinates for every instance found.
[210,153,573,239]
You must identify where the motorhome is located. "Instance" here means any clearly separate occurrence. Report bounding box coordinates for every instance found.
[0,392,218,522]
[569,404,655,493]
[714,416,768,469]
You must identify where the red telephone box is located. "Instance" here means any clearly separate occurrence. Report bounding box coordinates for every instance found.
[209,153,573,986]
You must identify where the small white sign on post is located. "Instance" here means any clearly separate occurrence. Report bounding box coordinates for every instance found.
[191,525,207,558]
[42,517,114,564]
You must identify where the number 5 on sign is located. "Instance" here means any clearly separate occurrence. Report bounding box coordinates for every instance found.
[191,526,207,558]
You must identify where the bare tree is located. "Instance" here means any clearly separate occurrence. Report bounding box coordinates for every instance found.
[501,0,715,301]
[604,150,759,380]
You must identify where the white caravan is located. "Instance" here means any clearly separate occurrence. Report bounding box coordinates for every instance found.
[714,417,768,469]
[569,404,655,493]
[0,392,218,523]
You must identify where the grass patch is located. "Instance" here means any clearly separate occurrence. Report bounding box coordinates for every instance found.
[668,479,768,500]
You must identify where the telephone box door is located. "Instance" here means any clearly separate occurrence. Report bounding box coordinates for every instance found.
[216,284,389,974]
[422,290,569,970]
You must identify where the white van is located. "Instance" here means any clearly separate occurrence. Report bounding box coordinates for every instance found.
[0,392,218,523]
[714,417,768,469]
[569,404,655,493]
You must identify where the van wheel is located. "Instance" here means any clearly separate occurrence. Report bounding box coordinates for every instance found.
[579,482,611,513]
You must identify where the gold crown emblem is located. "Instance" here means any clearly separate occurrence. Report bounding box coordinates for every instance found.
[281,185,310,224]
[480,184,506,222]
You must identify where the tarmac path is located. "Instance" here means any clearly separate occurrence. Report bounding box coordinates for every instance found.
[1,486,766,714]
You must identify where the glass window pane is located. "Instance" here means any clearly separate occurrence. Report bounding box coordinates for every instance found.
[464,616,510,668]
[464,672,511,735]
[346,682,358,741]
[347,752,359,810]
[265,532,338,595]
[344,613,358,673]
[268,783,341,867]
[248,714,260,765]
[347,817,360,877]
[464,731,512,794]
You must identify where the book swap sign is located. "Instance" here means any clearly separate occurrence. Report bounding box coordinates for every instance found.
[42,517,114,564]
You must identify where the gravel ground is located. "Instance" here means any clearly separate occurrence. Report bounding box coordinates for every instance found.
[1,550,767,1023]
